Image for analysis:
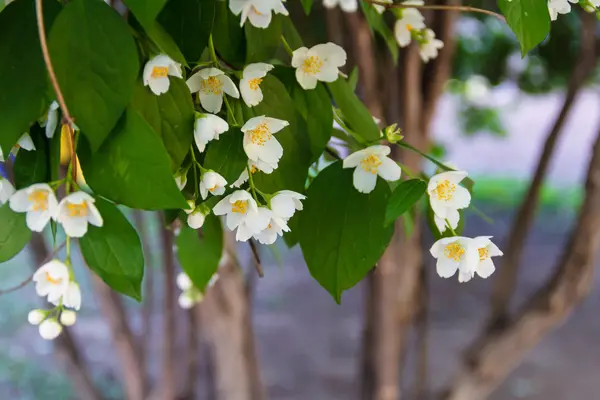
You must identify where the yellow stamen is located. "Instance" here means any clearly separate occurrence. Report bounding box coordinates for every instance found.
[444,243,464,262]
[45,272,62,285]
[250,165,258,174]
[151,66,169,78]
[301,56,323,75]
[201,76,223,94]
[208,185,218,192]
[360,155,382,174]
[434,179,456,201]
[67,202,89,217]
[28,190,49,211]
[248,77,263,91]
[478,247,489,261]
[248,122,271,146]
[406,24,413,31]
[251,5,263,15]
[231,200,248,214]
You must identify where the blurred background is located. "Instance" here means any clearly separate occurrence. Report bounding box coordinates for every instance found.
[1,0,599,399]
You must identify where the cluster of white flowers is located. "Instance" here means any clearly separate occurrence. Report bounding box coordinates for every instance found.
[229,0,289,28]
[427,169,503,281]
[392,0,444,63]
[176,271,219,309]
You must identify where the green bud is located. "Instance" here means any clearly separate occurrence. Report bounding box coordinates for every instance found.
[384,123,404,143]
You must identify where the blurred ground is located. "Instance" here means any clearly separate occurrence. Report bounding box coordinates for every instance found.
[1,89,599,399]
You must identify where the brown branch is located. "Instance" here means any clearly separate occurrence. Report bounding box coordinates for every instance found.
[35,0,77,182]
[442,113,600,400]
[415,263,430,399]
[364,0,505,21]
[248,239,264,278]
[160,223,177,400]
[488,12,597,329]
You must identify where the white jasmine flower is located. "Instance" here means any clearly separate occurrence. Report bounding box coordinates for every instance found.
[373,0,392,13]
[52,281,82,311]
[468,236,503,281]
[39,101,60,138]
[175,173,187,191]
[429,236,479,280]
[323,0,358,13]
[60,310,77,326]
[394,1,425,47]
[229,0,289,28]
[39,318,63,340]
[433,210,460,234]
[56,191,103,238]
[254,214,289,244]
[0,178,15,205]
[419,29,444,63]
[291,43,347,90]
[213,190,270,241]
[548,0,577,20]
[28,309,46,325]
[240,63,273,107]
[427,170,471,224]
[16,133,36,151]
[200,171,227,199]
[9,183,58,232]
[342,145,401,194]
[33,260,70,304]
[186,68,240,113]
[241,116,288,172]
[187,209,206,229]
[232,169,250,188]
[194,114,229,152]
[143,54,183,96]
[270,190,305,219]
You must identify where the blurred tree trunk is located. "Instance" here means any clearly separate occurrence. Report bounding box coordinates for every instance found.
[442,115,600,400]
[200,232,265,400]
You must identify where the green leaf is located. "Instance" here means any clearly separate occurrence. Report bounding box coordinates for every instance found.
[140,20,187,66]
[48,0,140,152]
[0,203,32,262]
[131,80,194,171]
[300,0,313,14]
[384,179,426,227]
[123,0,167,24]
[360,2,399,62]
[80,199,144,300]
[13,126,50,189]
[158,0,215,63]
[327,78,381,142]
[298,163,394,303]
[242,75,312,192]
[245,15,282,63]
[212,0,246,67]
[0,0,61,154]
[281,17,304,50]
[79,108,188,210]
[348,66,359,92]
[203,127,247,183]
[498,0,550,56]
[175,214,223,291]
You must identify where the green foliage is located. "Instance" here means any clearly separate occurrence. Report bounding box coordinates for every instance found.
[0,0,60,154]
[48,0,139,152]
[203,128,247,183]
[385,179,427,227]
[131,80,195,171]
[124,0,167,25]
[299,163,394,303]
[79,108,188,210]
[80,199,145,300]
[212,0,246,67]
[360,2,399,62]
[0,203,32,263]
[498,0,550,56]
[13,126,50,189]
[176,214,223,291]
[245,15,282,63]
[300,0,313,15]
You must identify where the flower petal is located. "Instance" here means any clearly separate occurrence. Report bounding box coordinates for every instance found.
[353,167,378,194]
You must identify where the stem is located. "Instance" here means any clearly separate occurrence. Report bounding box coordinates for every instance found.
[248,239,265,278]
[399,163,416,179]
[445,219,458,236]
[247,165,260,202]
[208,34,219,65]
[333,108,365,145]
[396,141,455,171]
[223,97,238,126]
[190,145,200,198]
[35,0,77,182]
[363,0,505,22]
[280,35,294,56]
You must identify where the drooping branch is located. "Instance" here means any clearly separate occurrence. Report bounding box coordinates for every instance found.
[442,114,600,400]
[488,11,597,328]
[363,0,505,21]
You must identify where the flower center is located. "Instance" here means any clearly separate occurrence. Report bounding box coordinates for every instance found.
[208,185,218,192]
[28,189,49,211]
[201,76,223,94]
[302,56,323,75]
[434,179,456,201]
[248,77,263,91]
[45,272,62,285]
[249,122,271,146]
[406,24,413,31]
[151,66,169,78]
[231,200,248,214]
[478,247,489,261]
[67,202,89,217]
[360,155,382,174]
[250,165,258,174]
[444,243,464,262]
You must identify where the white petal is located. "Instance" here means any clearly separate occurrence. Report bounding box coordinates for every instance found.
[39,319,62,340]
[295,69,318,90]
[28,309,46,325]
[247,8,273,28]
[219,75,240,98]
[450,186,471,210]
[240,79,263,107]
[377,157,401,181]
[343,149,368,168]
[340,0,358,12]
[243,63,273,79]
[26,210,52,232]
[186,72,204,93]
[0,179,15,204]
[291,47,309,68]
[264,117,289,134]
[200,92,223,113]
[18,133,35,151]
[476,258,496,279]
[60,310,77,326]
[188,211,206,229]
[87,202,103,227]
[64,282,82,310]
[436,257,458,278]
[61,217,89,238]
[46,105,59,138]
[213,194,234,215]
[148,77,170,96]
[353,167,378,194]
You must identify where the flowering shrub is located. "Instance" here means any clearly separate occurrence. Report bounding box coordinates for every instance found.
[0,0,591,339]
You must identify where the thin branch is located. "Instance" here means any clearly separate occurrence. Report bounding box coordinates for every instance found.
[35,0,77,182]
[0,241,67,296]
[160,223,176,400]
[248,239,264,278]
[364,0,505,21]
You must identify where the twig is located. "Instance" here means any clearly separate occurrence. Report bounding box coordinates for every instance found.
[248,239,264,278]
[35,0,77,183]
[364,0,505,22]
[0,241,67,296]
